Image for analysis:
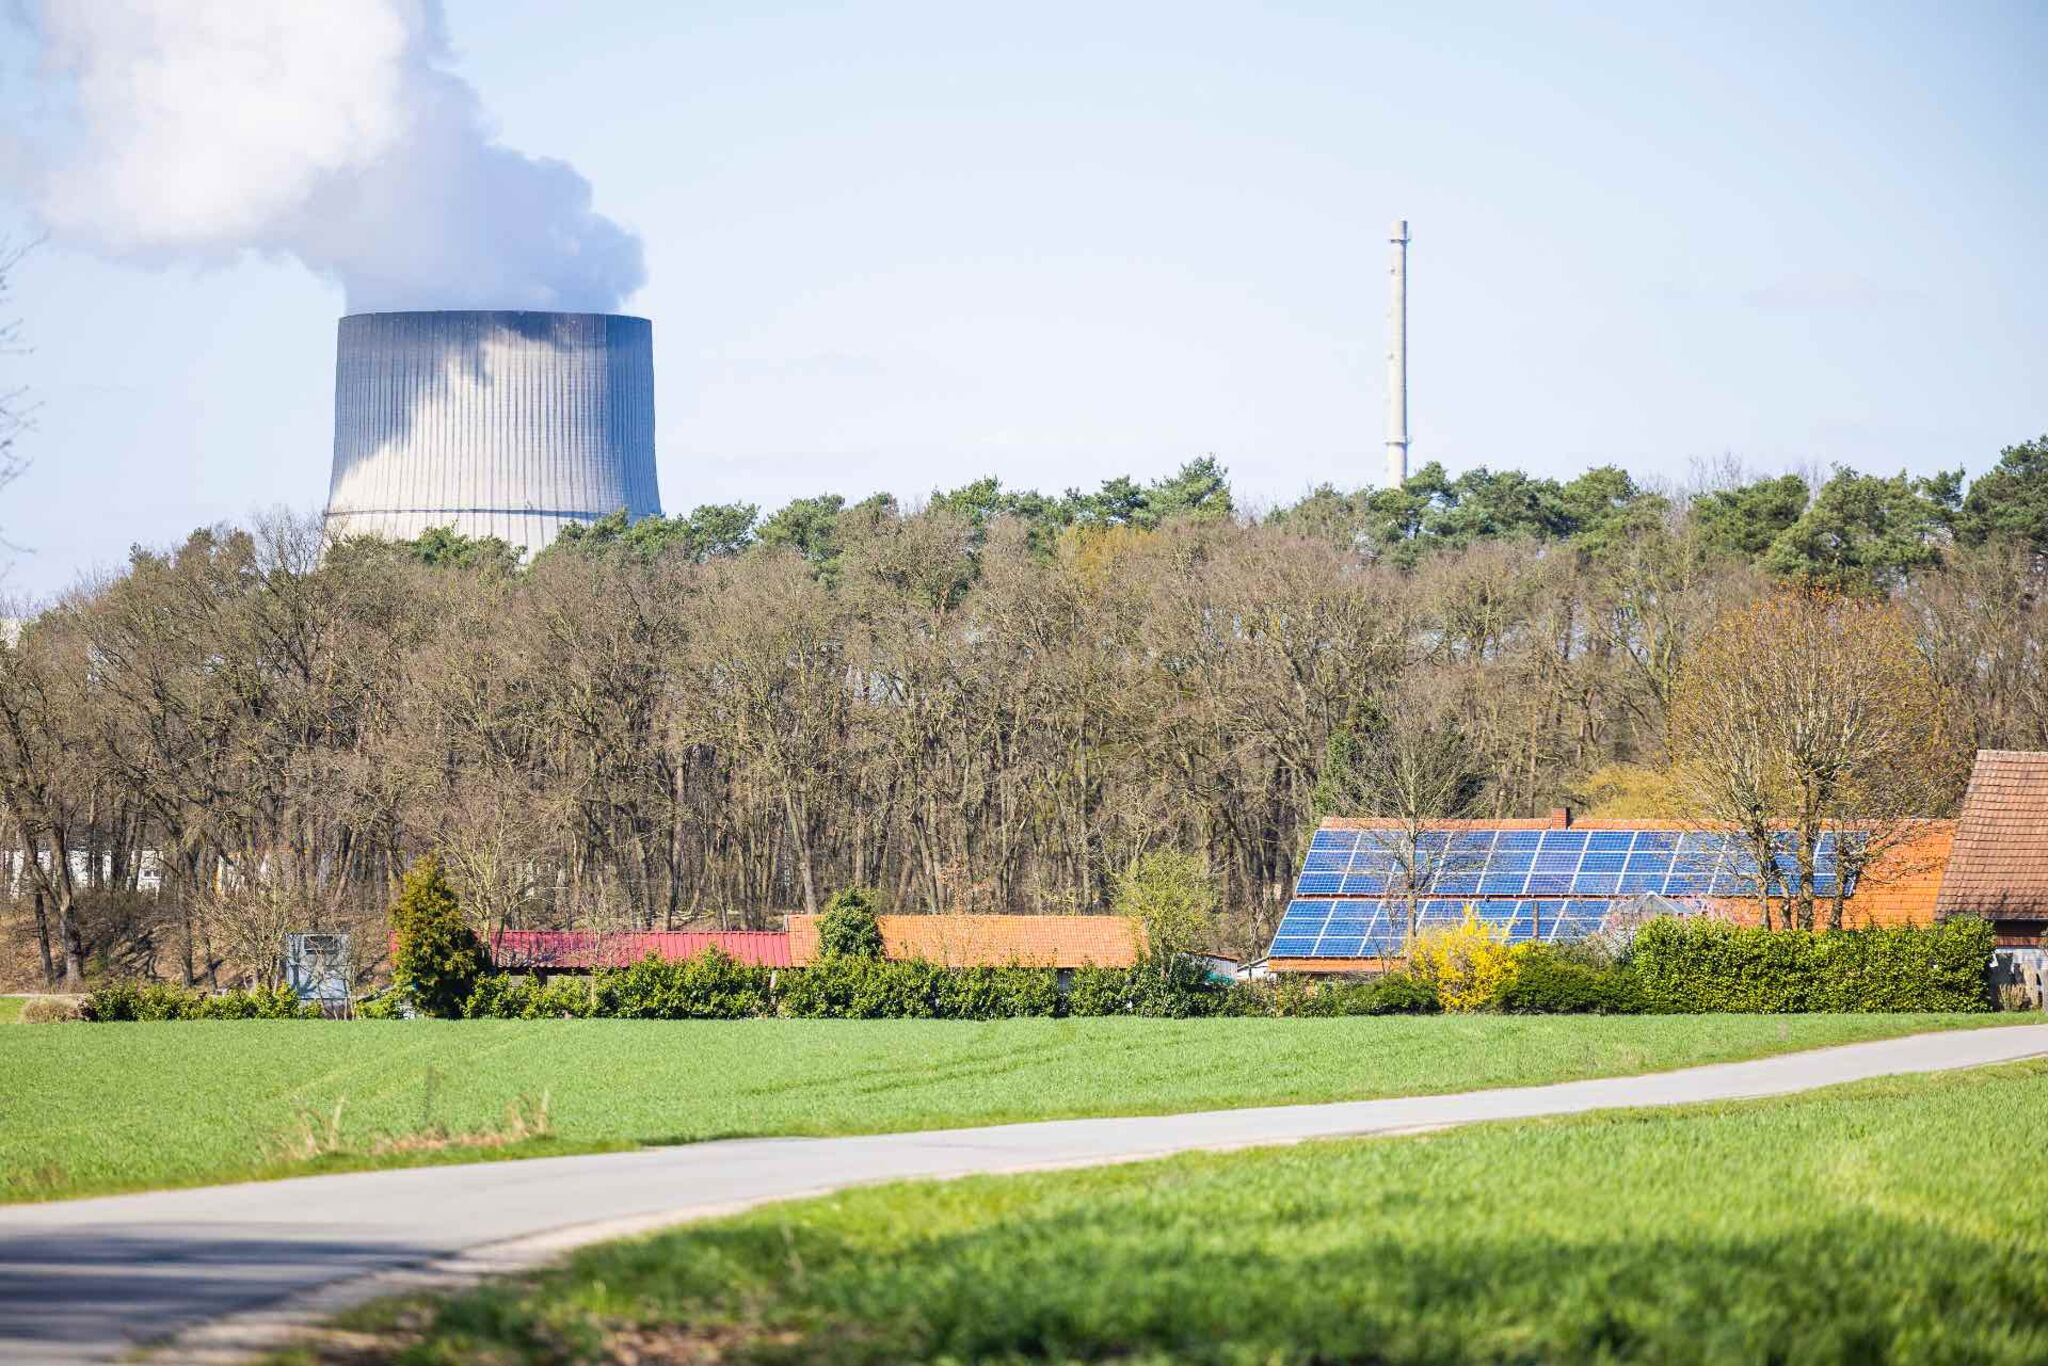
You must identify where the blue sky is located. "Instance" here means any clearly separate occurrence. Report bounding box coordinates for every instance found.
[1,1,2043,598]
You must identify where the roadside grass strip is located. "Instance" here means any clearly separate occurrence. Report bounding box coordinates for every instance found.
[0,1013,2010,1202]
[295,1060,2048,1365]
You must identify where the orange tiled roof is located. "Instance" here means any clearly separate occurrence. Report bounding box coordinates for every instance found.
[787,913,1144,968]
[1715,820,1953,928]
[1935,750,2048,923]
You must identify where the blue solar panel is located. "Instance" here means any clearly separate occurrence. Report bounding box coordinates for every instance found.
[1265,894,1625,957]
[1308,828,1857,903]
[1269,825,1862,960]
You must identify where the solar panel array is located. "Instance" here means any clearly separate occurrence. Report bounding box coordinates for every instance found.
[1268,825,1856,960]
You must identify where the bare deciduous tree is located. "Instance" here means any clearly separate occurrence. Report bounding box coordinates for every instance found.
[1670,592,1964,930]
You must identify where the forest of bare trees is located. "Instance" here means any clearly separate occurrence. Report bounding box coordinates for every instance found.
[4,438,2047,987]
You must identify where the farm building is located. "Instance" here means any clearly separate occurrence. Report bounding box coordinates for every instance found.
[484,915,1142,974]
[489,930,794,972]
[1263,748,2048,974]
[786,914,1142,969]
[1935,750,2048,987]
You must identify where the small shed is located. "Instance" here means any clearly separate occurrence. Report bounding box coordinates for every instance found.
[1935,749,2048,945]
[1935,749,2048,1001]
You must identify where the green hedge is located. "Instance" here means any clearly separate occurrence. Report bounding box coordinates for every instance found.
[1629,917,1995,1014]
[1065,959,1221,1017]
[1218,971,1440,1018]
[82,981,319,1021]
[778,957,944,1018]
[466,954,1071,1021]
[80,920,2001,1022]
[1491,947,1646,1015]
[603,949,775,1019]
[465,949,773,1020]
[779,959,1078,1019]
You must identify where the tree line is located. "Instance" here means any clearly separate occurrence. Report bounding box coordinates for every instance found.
[4,438,2046,987]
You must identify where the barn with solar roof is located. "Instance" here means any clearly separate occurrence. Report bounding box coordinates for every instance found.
[1262,807,1957,974]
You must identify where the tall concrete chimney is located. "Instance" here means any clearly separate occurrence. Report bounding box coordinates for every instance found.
[1385,219,1409,489]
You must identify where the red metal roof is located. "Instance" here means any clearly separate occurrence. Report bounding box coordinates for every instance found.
[489,930,793,970]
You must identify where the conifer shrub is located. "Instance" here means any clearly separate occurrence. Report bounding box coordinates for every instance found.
[816,886,885,959]
[389,855,488,1018]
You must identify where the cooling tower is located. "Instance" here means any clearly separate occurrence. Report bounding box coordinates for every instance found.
[325,310,662,556]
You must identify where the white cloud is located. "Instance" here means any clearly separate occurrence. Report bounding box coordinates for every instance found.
[20,0,643,312]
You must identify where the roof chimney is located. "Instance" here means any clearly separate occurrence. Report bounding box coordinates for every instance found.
[1549,807,1572,828]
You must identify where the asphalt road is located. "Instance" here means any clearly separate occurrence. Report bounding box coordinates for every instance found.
[3,1023,2044,1364]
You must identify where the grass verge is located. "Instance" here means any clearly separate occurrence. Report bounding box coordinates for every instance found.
[0,1013,2011,1203]
[0,996,21,1024]
[289,1059,2048,1365]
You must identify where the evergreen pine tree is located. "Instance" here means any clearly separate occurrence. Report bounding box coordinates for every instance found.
[389,855,487,1017]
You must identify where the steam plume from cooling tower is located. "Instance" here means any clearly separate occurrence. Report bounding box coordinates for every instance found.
[15,0,643,312]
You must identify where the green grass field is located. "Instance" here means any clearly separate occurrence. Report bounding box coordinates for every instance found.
[312,1060,2048,1366]
[0,1014,2005,1202]
[0,997,21,1024]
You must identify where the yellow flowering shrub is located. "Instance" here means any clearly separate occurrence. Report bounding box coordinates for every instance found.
[1409,907,1518,1012]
